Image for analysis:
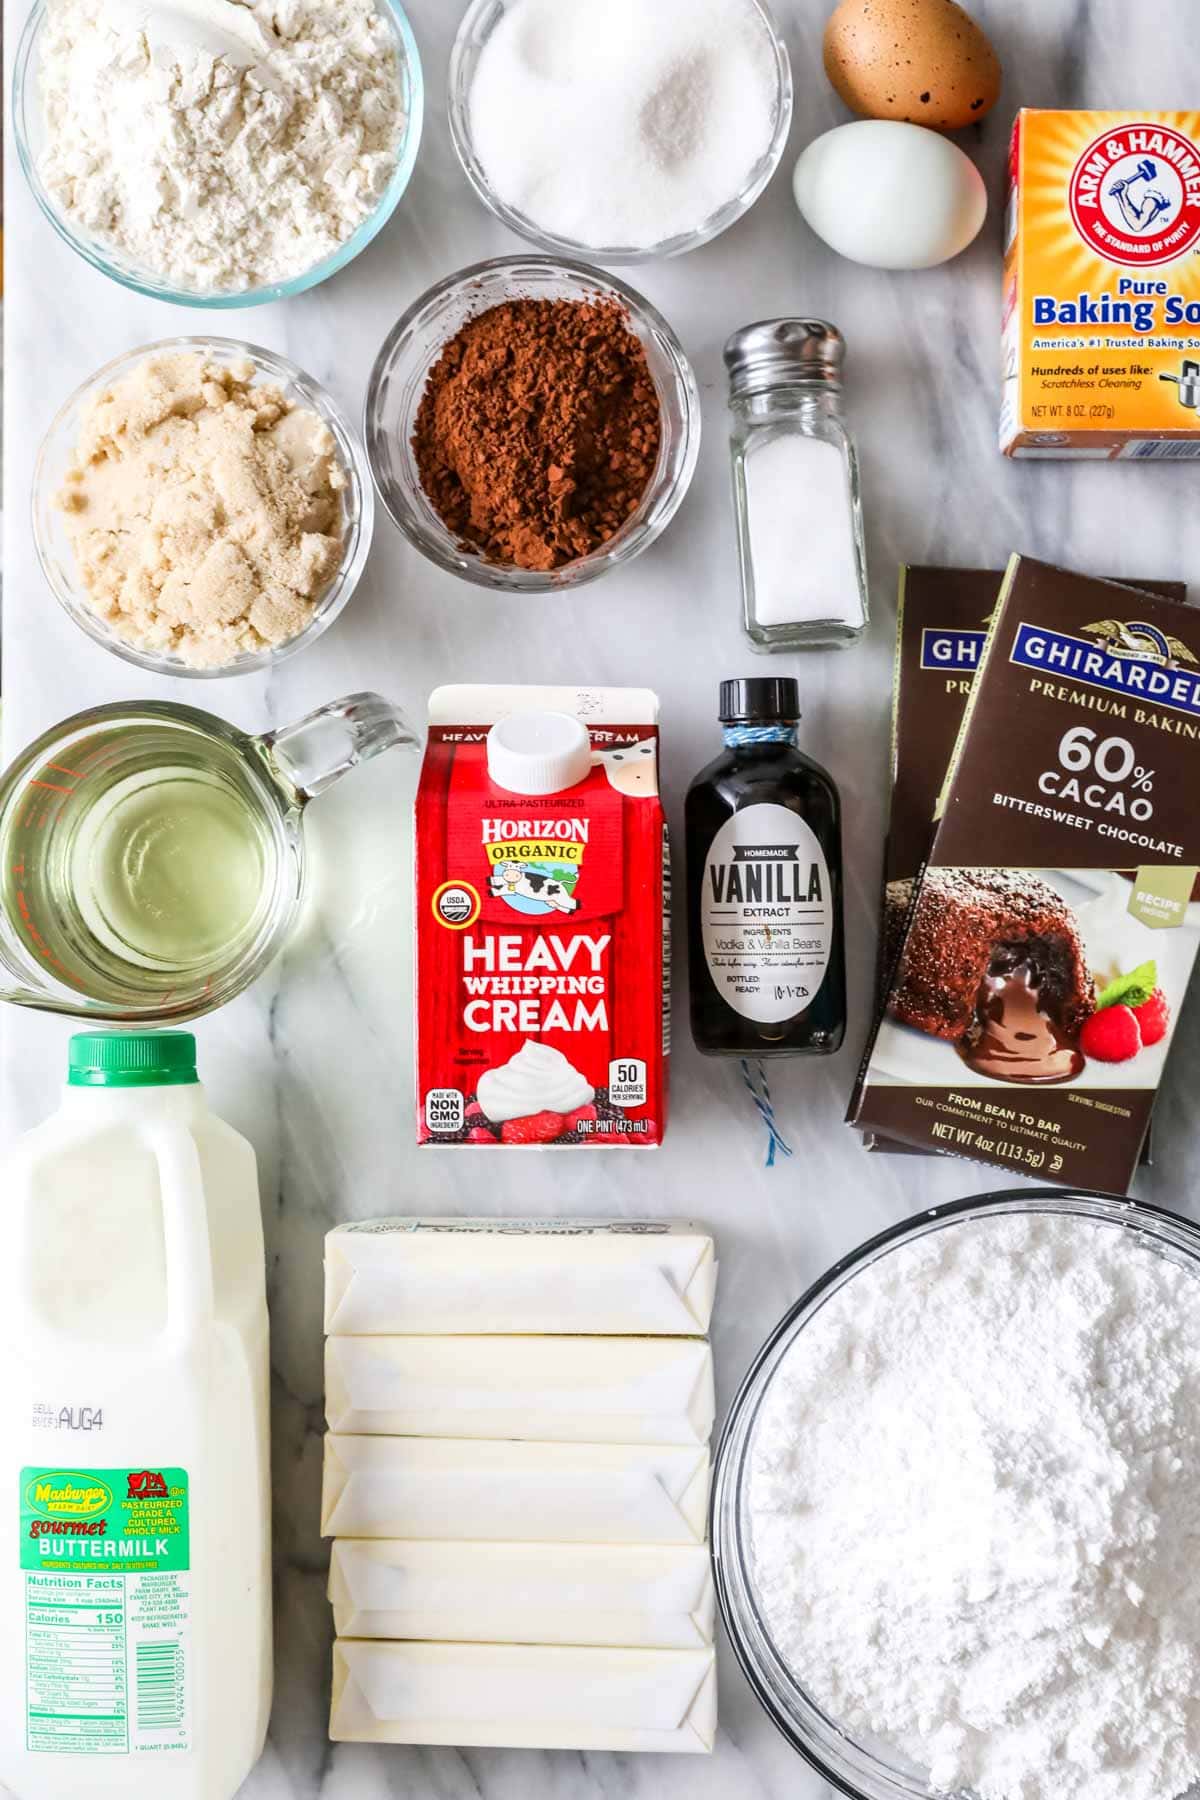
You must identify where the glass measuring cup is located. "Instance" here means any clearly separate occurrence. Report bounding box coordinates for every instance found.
[0,693,415,1022]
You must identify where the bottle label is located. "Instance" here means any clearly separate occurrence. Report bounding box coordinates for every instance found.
[701,804,834,1022]
[20,1465,191,1755]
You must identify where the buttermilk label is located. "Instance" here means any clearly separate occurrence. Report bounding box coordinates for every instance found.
[21,1466,192,1756]
[701,803,834,1025]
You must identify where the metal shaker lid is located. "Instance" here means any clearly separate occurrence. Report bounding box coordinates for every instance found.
[724,319,845,398]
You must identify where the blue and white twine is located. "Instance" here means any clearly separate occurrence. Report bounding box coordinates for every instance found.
[740,1058,793,1167]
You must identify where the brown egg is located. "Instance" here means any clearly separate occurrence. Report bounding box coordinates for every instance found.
[824,0,1002,131]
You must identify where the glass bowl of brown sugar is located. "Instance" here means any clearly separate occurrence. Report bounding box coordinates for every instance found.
[363,255,701,592]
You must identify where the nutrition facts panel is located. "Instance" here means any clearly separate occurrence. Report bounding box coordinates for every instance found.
[25,1570,129,1753]
[24,1568,191,1756]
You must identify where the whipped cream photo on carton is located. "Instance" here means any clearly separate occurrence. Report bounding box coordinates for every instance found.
[1002,110,1200,459]
[415,686,668,1148]
[850,557,1200,1193]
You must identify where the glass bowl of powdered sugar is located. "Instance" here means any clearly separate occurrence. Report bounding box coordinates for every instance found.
[713,1189,1200,1800]
[12,0,422,306]
[447,0,793,262]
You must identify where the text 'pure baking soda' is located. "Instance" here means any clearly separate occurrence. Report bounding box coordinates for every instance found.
[1002,110,1200,459]
[0,1033,271,1800]
[415,686,669,1148]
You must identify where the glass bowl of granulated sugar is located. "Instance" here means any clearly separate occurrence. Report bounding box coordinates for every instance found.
[713,1189,1200,1800]
[12,0,422,306]
[448,0,792,262]
[33,337,374,676]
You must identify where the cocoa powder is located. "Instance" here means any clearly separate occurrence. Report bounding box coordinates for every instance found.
[412,297,662,572]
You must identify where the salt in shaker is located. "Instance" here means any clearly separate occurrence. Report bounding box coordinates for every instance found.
[725,319,868,651]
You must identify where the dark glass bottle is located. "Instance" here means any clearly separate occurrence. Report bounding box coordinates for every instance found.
[686,678,845,1056]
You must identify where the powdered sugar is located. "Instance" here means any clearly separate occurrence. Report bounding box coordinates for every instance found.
[466,0,779,251]
[38,0,405,293]
[747,1211,1200,1800]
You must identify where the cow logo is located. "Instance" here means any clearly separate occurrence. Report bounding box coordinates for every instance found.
[481,817,587,917]
[1080,618,1199,668]
[127,1470,169,1499]
[487,856,581,915]
[1069,124,1200,267]
[25,1472,113,1519]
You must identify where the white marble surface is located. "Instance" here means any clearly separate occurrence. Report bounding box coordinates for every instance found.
[5,1,1200,1795]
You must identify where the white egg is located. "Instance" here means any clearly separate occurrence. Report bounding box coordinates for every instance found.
[792,120,988,270]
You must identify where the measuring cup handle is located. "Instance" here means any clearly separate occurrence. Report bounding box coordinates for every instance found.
[262,693,418,801]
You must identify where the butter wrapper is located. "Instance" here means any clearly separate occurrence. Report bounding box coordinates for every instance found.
[328,1539,714,1649]
[320,1435,710,1543]
[325,1334,715,1445]
[330,1639,716,1753]
[324,1218,716,1336]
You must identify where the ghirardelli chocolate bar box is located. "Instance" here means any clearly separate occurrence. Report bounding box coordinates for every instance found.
[869,566,1185,1156]
[851,556,1200,1192]
[885,568,1003,893]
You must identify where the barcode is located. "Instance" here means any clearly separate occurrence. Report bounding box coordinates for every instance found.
[661,828,673,1054]
[135,1640,183,1731]
[1125,441,1200,461]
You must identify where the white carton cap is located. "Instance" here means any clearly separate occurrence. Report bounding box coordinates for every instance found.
[487,711,591,795]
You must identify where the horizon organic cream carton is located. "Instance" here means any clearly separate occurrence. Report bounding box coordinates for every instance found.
[1002,110,1200,459]
[414,686,668,1148]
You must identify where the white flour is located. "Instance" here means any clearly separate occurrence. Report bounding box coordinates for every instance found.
[38,0,405,292]
[747,1212,1200,1800]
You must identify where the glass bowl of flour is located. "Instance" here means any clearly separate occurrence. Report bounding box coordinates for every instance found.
[712,1190,1200,1800]
[12,0,423,306]
[447,0,793,262]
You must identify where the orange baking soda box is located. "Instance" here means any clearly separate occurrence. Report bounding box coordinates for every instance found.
[1002,110,1200,459]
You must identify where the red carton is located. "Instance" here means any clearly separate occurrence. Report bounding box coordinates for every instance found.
[415,686,668,1149]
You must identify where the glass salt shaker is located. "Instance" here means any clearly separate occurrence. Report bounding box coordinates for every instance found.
[725,319,869,651]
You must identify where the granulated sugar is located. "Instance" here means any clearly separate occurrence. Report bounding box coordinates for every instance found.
[747,1211,1200,1800]
[466,0,778,251]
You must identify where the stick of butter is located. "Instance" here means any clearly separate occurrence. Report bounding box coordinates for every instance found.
[321,1435,711,1543]
[324,1218,716,1336]
[328,1539,714,1648]
[330,1640,717,1753]
[325,1335,715,1444]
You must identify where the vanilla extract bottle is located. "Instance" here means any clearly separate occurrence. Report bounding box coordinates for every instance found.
[686,678,845,1055]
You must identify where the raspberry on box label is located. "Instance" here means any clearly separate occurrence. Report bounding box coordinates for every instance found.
[1080,1004,1141,1065]
[1133,989,1171,1047]
[415,687,669,1150]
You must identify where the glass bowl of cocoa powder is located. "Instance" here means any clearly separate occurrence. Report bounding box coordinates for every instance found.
[363,256,701,592]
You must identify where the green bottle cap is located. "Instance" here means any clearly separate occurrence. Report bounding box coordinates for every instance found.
[68,1032,199,1088]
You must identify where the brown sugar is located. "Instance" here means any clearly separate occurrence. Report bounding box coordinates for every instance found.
[412,296,662,572]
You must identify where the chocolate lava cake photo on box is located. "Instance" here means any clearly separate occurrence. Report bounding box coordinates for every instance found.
[872,866,1193,1092]
[884,868,1094,1085]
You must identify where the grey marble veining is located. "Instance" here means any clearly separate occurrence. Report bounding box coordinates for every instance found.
[4,0,1200,1794]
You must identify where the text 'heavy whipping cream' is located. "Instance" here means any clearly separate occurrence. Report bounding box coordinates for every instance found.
[415,686,669,1148]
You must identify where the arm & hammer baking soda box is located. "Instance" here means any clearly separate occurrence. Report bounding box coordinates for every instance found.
[1002,110,1200,458]
[415,686,668,1148]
